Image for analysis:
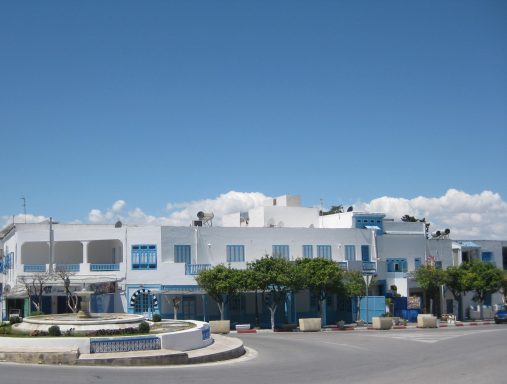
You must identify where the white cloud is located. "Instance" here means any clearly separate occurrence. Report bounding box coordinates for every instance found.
[86,191,270,226]
[4,189,505,240]
[1,213,50,228]
[356,189,507,240]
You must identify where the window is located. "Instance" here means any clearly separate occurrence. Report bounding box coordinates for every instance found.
[361,245,370,262]
[387,258,408,273]
[272,245,290,260]
[317,245,332,260]
[414,258,421,270]
[227,245,245,262]
[174,245,191,264]
[481,251,493,263]
[302,245,313,259]
[435,261,443,269]
[345,245,355,261]
[131,245,157,270]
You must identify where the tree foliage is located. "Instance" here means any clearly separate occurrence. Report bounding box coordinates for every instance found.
[412,265,446,314]
[248,256,301,330]
[296,258,343,318]
[322,205,344,216]
[196,264,246,320]
[461,260,504,319]
[343,271,377,321]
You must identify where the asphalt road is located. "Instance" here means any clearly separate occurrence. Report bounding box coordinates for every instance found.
[1,326,506,384]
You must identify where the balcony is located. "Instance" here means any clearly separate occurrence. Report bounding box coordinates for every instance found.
[185,264,212,275]
[55,264,80,272]
[337,261,348,271]
[91,263,120,271]
[24,264,47,273]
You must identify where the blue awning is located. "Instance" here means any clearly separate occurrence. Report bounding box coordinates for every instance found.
[459,241,481,249]
[365,225,381,230]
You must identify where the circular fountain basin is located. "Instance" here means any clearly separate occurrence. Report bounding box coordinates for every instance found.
[13,313,147,334]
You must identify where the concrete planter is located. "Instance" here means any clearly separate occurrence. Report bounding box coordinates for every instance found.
[209,320,231,334]
[298,318,321,332]
[417,314,438,328]
[235,324,251,331]
[372,317,393,330]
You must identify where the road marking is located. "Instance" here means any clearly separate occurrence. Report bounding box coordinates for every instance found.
[367,328,501,344]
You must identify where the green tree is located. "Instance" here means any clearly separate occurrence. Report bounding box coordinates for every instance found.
[322,205,344,215]
[443,265,470,321]
[412,265,446,315]
[248,256,302,331]
[195,265,246,320]
[343,271,376,322]
[296,258,344,324]
[462,260,504,320]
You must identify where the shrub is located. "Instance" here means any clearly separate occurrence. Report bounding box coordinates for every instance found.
[48,325,62,336]
[9,316,22,325]
[30,311,44,316]
[152,314,162,322]
[138,321,150,334]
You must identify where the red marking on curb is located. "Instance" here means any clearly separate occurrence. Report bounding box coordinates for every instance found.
[392,326,407,329]
[367,327,375,330]
[455,323,464,326]
[469,323,478,326]
[332,327,355,331]
[237,329,257,334]
[439,324,448,327]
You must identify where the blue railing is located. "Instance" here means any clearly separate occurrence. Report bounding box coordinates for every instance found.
[337,261,348,271]
[185,263,212,275]
[55,264,80,272]
[90,336,161,353]
[362,261,377,272]
[24,264,46,272]
[91,263,120,271]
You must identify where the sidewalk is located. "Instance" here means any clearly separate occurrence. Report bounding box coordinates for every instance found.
[0,334,245,366]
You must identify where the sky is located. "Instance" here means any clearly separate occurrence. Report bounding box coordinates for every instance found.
[1,1,506,239]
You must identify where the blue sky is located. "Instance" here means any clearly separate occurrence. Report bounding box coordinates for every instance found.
[1,1,506,238]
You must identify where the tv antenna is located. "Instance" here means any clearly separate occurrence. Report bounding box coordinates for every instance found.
[20,196,27,223]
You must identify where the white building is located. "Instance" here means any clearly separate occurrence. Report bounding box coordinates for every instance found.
[1,194,505,325]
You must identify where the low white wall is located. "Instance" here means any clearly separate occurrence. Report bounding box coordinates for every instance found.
[160,320,213,351]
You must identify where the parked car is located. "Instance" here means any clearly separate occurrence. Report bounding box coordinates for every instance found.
[494,305,507,324]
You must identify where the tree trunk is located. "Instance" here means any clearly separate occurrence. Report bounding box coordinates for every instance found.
[479,298,484,320]
[356,296,361,322]
[269,304,277,331]
[219,302,225,320]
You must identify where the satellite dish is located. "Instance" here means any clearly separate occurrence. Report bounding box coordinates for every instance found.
[114,221,122,228]
[347,206,353,212]
[444,228,450,235]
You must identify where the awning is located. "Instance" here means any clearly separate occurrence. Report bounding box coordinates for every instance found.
[459,241,481,249]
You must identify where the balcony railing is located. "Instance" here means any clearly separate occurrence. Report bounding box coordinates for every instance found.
[24,264,46,273]
[54,264,80,272]
[91,263,120,271]
[362,261,377,272]
[185,263,212,275]
[337,261,348,271]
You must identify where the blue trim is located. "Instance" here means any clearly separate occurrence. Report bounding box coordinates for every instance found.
[317,245,332,260]
[226,245,245,262]
[24,264,46,272]
[345,245,355,261]
[361,245,370,262]
[272,245,290,260]
[90,336,161,353]
[131,244,157,270]
[185,264,212,275]
[91,263,120,271]
[387,258,408,272]
[174,245,191,264]
[55,264,80,272]
[302,245,313,259]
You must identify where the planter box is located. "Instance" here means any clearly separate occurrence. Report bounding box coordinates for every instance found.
[235,324,251,331]
[417,314,438,328]
[372,317,393,330]
[209,320,231,334]
[298,318,321,332]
